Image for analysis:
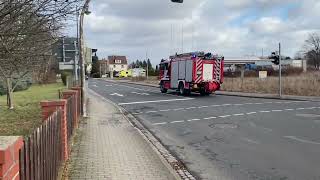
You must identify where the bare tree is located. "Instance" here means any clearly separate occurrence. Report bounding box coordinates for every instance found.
[0,0,82,109]
[304,33,320,70]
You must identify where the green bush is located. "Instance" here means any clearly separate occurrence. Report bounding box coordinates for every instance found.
[61,71,72,85]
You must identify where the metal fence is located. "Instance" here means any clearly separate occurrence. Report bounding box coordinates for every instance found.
[19,110,63,180]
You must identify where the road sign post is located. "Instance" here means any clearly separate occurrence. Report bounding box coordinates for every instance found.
[279,43,282,98]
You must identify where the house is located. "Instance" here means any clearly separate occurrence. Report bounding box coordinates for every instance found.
[108,55,128,72]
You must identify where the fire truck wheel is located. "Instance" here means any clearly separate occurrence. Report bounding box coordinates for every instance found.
[200,89,210,96]
[160,82,167,93]
[178,82,185,95]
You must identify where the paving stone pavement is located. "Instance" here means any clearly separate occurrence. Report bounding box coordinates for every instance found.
[66,91,176,180]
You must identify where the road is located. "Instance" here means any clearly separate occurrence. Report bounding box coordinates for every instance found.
[89,79,320,180]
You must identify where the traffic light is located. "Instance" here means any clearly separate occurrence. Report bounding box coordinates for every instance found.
[171,0,183,3]
[269,52,280,65]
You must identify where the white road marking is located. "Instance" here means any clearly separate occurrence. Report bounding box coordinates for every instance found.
[233,113,245,116]
[242,138,259,144]
[132,112,141,115]
[153,122,168,125]
[185,107,196,110]
[105,85,112,87]
[219,115,231,118]
[296,108,305,110]
[254,103,263,105]
[131,92,150,96]
[246,112,257,115]
[187,119,201,122]
[305,107,316,109]
[262,127,273,132]
[222,104,231,106]
[173,108,185,111]
[118,98,194,105]
[92,84,98,87]
[284,136,320,145]
[171,120,185,124]
[259,110,270,113]
[203,117,217,120]
[272,110,283,112]
[146,111,158,113]
[285,109,294,111]
[110,93,124,97]
[211,105,221,107]
[159,109,171,112]
[198,106,209,108]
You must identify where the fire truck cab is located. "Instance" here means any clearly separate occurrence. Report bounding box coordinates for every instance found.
[159,52,224,96]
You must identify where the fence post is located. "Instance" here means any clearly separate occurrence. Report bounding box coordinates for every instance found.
[40,100,68,161]
[0,136,23,180]
[62,90,78,128]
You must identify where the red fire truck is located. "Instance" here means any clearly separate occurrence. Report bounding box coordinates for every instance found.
[159,52,224,95]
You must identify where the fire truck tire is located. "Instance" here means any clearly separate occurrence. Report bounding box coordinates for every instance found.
[160,82,167,93]
[200,89,210,96]
[178,82,184,95]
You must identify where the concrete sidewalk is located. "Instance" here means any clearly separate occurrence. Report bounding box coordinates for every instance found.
[66,91,176,180]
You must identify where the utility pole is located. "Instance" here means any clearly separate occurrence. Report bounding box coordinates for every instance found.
[181,24,184,53]
[146,50,148,80]
[79,0,91,117]
[279,43,282,98]
[170,24,173,55]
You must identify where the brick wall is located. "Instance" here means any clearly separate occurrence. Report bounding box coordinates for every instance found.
[0,137,23,180]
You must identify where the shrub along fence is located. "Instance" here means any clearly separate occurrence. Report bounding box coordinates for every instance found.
[0,86,81,180]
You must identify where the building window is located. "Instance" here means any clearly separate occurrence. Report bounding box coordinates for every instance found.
[113,65,116,68]
[115,60,121,64]
[121,65,124,68]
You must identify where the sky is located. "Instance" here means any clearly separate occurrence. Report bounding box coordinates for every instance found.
[66,0,320,66]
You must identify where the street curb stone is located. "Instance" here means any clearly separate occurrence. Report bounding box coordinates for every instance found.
[89,88,197,180]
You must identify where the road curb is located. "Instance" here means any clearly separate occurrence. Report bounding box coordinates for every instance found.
[98,78,320,102]
[88,88,197,180]
[216,91,320,102]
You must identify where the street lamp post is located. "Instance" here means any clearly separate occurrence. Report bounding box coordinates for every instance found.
[79,0,91,117]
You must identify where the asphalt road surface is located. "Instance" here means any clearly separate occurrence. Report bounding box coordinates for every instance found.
[89,79,320,180]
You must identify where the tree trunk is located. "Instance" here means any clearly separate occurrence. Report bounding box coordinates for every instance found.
[6,78,14,109]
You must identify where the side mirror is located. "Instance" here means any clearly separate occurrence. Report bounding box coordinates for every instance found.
[171,0,183,3]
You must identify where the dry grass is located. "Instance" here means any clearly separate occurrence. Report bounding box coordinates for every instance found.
[221,72,320,96]
[0,83,65,136]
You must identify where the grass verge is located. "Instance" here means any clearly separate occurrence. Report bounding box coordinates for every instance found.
[0,83,65,136]
[221,72,320,96]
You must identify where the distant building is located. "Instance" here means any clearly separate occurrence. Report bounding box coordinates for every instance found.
[107,55,128,72]
[131,68,146,77]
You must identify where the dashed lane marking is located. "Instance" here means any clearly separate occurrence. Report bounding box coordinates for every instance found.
[260,110,270,113]
[170,120,185,124]
[153,107,320,126]
[151,106,320,126]
[233,113,245,116]
[219,115,231,118]
[153,122,168,125]
[284,136,320,145]
[130,101,314,114]
[187,119,201,122]
[203,117,217,120]
[118,98,194,105]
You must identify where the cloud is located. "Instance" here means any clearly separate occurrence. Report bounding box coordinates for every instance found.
[73,0,320,65]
